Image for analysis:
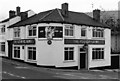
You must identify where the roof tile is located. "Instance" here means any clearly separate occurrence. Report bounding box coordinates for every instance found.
[8,9,109,28]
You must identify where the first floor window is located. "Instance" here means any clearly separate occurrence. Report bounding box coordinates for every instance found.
[28,25,36,36]
[0,42,5,53]
[38,26,63,38]
[81,28,86,37]
[92,28,104,38]
[14,46,20,58]
[92,48,104,60]
[14,27,20,38]
[53,27,63,38]
[38,27,46,38]
[64,47,74,60]
[1,25,5,33]
[28,47,36,60]
[65,25,74,36]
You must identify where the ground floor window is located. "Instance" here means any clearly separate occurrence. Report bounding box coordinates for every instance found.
[64,47,74,61]
[0,42,5,53]
[92,48,104,60]
[28,47,36,60]
[14,46,20,58]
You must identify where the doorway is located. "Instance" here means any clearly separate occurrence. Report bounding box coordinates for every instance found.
[79,47,86,69]
[8,41,13,59]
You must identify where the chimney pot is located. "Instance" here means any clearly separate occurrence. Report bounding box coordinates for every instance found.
[16,6,20,15]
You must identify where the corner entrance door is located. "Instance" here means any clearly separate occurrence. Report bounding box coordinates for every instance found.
[8,41,13,59]
[79,48,86,69]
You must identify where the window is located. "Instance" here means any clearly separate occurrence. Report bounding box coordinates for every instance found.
[14,27,20,38]
[0,42,5,53]
[53,27,63,38]
[28,25,36,36]
[14,46,20,58]
[81,28,86,37]
[92,28,104,38]
[64,47,74,61]
[28,47,36,60]
[65,25,74,36]
[38,26,63,38]
[1,25,5,33]
[38,27,46,38]
[92,48,104,60]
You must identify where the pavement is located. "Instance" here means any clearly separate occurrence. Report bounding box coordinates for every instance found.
[1,57,120,80]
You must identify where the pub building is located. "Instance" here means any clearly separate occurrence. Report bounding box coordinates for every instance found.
[7,3,111,69]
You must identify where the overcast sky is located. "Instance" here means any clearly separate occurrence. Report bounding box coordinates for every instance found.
[0,0,119,21]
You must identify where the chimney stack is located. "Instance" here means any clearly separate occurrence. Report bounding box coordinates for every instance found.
[16,6,20,15]
[9,10,16,18]
[93,9,100,22]
[21,12,28,20]
[61,3,69,17]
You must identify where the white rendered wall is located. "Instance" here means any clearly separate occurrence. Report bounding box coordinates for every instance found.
[36,23,80,67]
[89,29,111,68]
[6,22,111,68]
[2,10,35,57]
[0,22,8,56]
[36,23,111,68]
[20,26,26,39]
[36,23,63,66]
[7,28,13,40]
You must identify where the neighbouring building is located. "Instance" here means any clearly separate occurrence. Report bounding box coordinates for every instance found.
[86,10,120,54]
[86,7,120,69]
[7,3,111,69]
[0,6,36,57]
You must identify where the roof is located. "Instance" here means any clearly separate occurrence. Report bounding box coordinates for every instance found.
[86,10,118,28]
[0,17,12,23]
[8,8,109,28]
[0,10,32,23]
[86,10,118,19]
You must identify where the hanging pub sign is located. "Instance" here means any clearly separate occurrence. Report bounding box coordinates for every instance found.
[13,39,35,45]
[64,39,105,45]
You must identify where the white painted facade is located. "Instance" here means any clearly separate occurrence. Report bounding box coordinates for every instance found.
[0,10,36,57]
[8,23,111,69]
[0,22,8,56]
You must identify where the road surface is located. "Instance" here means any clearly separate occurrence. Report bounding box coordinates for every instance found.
[1,57,119,81]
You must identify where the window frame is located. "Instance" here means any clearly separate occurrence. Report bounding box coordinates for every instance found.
[38,26,63,39]
[27,47,36,61]
[64,25,74,37]
[13,27,20,38]
[52,26,63,38]
[64,47,74,61]
[81,27,87,37]
[92,48,104,60]
[0,42,5,53]
[1,25,5,34]
[28,24,37,37]
[13,46,20,58]
[92,28,104,38]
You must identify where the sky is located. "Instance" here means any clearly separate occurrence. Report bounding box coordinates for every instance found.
[0,0,119,21]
